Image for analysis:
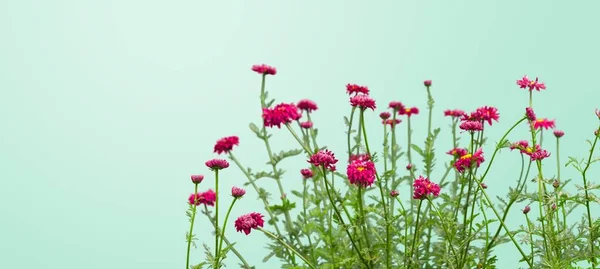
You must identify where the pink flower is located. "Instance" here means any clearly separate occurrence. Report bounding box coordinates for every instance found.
[412,176,441,200]
[553,130,564,138]
[517,76,546,91]
[454,148,485,173]
[523,205,531,214]
[297,99,318,112]
[300,121,313,129]
[533,118,555,130]
[424,80,432,87]
[379,112,391,120]
[300,168,313,179]
[383,119,401,126]
[231,186,246,198]
[350,95,376,110]
[191,174,204,184]
[388,101,405,112]
[509,140,530,153]
[205,159,230,170]
[251,64,277,75]
[390,190,399,197]
[399,107,419,117]
[349,154,370,162]
[188,189,217,206]
[234,212,265,235]
[447,148,468,158]
[528,148,551,161]
[262,103,302,128]
[346,159,377,187]
[346,84,369,95]
[214,136,240,155]
[476,106,500,126]
[308,150,338,171]
[444,109,466,118]
[525,107,536,122]
[459,120,483,132]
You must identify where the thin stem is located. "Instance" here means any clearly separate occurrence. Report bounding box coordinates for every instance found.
[357,186,372,257]
[409,200,424,267]
[286,123,312,154]
[525,213,534,265]
[581,126,599,267]
[426,197,459,262]
[347,107,357,160]
[217,198,238,266]
[407,117,415,216]
[257,227,316,269]
[302,179,317,264]
[201,205,251,268]
[185,184,199,269]
[214,170,220,265]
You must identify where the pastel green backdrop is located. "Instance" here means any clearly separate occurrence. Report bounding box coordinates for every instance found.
[1,1,598,268]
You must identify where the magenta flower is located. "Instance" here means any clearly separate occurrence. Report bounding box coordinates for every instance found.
[308,149,338,171]
[262,103,302,128]
[191,174,204,184]
[412,176,441,200]
[214,136,240,155]
[476,106,500,126]
[517,76,546,91]
[299,121,313,129]
[388,101,405,112]
[454,148,485,173]
[459,120,483,132]
[350,94,376,110]
[399,106,419,117]
[188,189,217,206]
[234,212,265,235]
[251,64,277,75]
[447,148,468,158]
[346,159,377,188]
[379,112,391,120]
[297,99,318,112]
[596,108,600,119]
[533,118,555,130]
[205,159,230,170]
[346,84,369,95]
[424,80,432,87]
[300,168,313,179]
[444,109,466,118]
[525,107,536,122]
[231,186,246,198]
[349,153,370,162]
[553,130,564,138]
[528,148,551,161]
[383,119,401,126]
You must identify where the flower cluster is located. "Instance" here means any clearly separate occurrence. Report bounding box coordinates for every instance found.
[188,189,217,206]
[412,176,441,200]
[234,212,265,235]
[453,148,485,173]
[214,136,240,155]
[509,140,551,161]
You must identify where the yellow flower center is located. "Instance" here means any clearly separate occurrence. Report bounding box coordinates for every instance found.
[357,166,365,172]
[536,118,544,122]
[405,108,411,113]
[525,147,533,153]
[460,154,472,160]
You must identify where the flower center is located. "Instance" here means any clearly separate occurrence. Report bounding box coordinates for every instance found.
[357,166,365,172]
[405,108,411,113]
[536,118,544,122]
[460,154,472,160]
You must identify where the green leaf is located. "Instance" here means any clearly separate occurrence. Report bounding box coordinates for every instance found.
[249,123,260,135]
[411,144,424,156]
[290,190,303,198]
[267,149,304,166]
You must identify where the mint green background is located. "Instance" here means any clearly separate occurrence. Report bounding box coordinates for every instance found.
[1,1,599,268]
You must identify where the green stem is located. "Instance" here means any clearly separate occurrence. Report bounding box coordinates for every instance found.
[581,125,599,267]
[202,205,251,268]
[357,187,372,257]
[286,123,312,154]
[390,112,399,215]
[214,170,220,266]
[407,117,415,216]
[409,200,424,267]
[525,213,534,265]
[260,74,267,109]
[347,107,357,159]
[302,179,317,264]
[426,197,459,263]
[217,198,238,266]
[185,184,199,269]
[257,227,316,269]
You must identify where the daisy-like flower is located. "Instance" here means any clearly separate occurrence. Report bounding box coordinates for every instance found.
[383,119,401,126]
[379,112,391,120]
[459,120,483,132]
[262,103,302,128]
[525,107,536,122]
[475,106,500,126]
[346,159,377,187]
[251,64,277,75]
[528,148,551,161]
[231,186,246,198]
[454,148,485,173]
[346,84,369,95]
[517,76,546,91]
[191,174,204,184]
[424,80,432,87]
[214,136,240,155]
[399,106,419,117]
[205,159,230,170]
[299,121,313,129]
[388,101,405,112]
[509,140,531,153]
[553,130,564,138]
[412,176,441,200]
[234,212,265,235]
[297,99,318,113]
[188,189,217,206]
[447,148,468,158]
[300,168,313,179]
[350,94,376,110]
[533,118,556,130]
[444,109,466,118]
[308,149,338,171]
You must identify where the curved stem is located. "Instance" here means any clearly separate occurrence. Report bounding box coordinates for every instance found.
[185,184,199,269]
[407,117,415,216]
[201,205,251,268]
[409,200,424,267]
[426,197,458,262]
[347,107,357,160]
[217,198,238,266]
[257,228,316,269]
[581,125,599,267]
